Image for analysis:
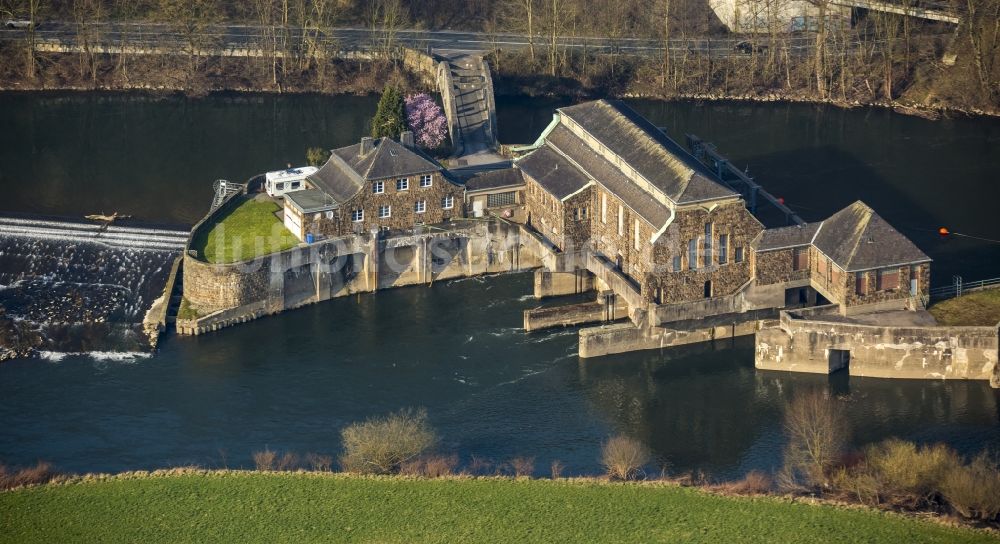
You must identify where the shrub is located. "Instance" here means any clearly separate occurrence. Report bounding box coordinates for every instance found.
[733,470,773,495]
[940,453,1000,521]
[0,461,57,490]
[509,456,535,478]
[782,390,848,489]
[276,452,300,471]
[865,439,958,508]
[830,466,882,506]
[253,448,277,471]
[305,453,333,472]
[601,435,650,481]
[400,454,458,478]
[305,147,331,167]
[550,460,565,479]
[467,455,495,476]
[340,408,437,474]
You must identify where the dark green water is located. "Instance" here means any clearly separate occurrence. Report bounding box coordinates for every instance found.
[0,92,998,478]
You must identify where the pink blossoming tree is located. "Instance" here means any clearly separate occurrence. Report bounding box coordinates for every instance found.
[404,93,449,150]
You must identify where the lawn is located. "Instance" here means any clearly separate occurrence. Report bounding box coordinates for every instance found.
[192,197,300,264]
[1,472,995,544]
[929,288,1000,326]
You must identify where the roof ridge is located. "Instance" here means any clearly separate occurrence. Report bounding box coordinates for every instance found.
[844,203,874,268]
[361,139,386,180]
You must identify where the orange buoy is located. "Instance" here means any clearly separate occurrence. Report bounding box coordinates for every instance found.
[939,227,950,236]
[777,197,785,205]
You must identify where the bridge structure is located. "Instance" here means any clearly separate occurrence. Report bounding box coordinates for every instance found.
[834,0,961,24]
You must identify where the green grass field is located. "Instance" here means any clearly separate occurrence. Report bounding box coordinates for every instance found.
[929,288,1000,326]
[1,472,995,543]
[192,197,300,264]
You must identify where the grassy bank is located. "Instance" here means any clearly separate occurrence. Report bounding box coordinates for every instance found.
[191,197,299,264]
[1,471,996,543]
[929,289,1000,326]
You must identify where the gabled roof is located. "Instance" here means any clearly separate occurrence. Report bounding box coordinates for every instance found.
[545,125,671,228]
[308,137,444,204]
[556,100,736,204]
[515,144,591,199]
[754,223,821,252]
[812,201,930,272]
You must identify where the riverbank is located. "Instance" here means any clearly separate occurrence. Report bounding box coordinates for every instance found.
[2,44,997,119]
[1,470,996,543]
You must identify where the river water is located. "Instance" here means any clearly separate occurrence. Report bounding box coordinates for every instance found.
[0,92,998,478]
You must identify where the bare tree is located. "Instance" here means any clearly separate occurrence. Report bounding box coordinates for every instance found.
[367,0,406,61]
[962,0,1000,103]
[113,0,141,82]
[781,390,849,489]
[72,0,104,85]
[157,0,222,81]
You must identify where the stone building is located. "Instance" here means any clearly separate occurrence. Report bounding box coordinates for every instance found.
[752,200,931,312]
[283,132,464,241]
[516,99,764,305]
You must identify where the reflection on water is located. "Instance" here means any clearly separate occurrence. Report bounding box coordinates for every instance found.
[0,274,997,478]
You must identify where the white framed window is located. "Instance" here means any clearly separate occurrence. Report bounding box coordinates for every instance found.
[617,205,624,236]
[373,181,384,194]
[420,174,433,187]
[351,209,364,222]
[442,195,454,209]
[396,178,409,191]
[634,219,641,250]
[672,255,682,272]
[415,200,426,214]
[601,192,607,224]
[688,239,698,270]
[734,246,744,263]
[379,205,391,218]
[719,234,729,264]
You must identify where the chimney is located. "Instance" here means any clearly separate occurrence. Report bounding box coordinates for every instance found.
[360,136,374,155]
[400,130,415,149]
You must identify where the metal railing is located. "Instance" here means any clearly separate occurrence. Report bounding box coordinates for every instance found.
[928,275,1000,301]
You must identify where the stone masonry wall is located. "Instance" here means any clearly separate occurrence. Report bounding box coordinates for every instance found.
[183,253,273,314]
[754,247,811,286]
[562,187,593,251]
[305,170,464,238]
[589,186,654,295]
[524,174,567,249]
[649,201,762,304]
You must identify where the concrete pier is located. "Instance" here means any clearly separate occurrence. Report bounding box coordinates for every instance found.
[523,290,628,332]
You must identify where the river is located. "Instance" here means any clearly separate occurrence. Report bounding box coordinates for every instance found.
[0,92,998,478]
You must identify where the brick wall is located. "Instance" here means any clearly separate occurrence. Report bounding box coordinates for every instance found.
[304,170,464,238]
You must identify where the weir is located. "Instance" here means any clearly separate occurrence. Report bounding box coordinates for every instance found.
[0,214,189,359]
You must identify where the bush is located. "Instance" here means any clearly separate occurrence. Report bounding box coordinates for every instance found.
[940,453,1000,522]
[865,439,958,508]
[508,456,535,478]
[340,408,437,474]
[400,454,458,478]
[305,147,330,167]
[305,453,333,472]
[601,435,650,481]
[253,448,277,471]
[782,390,848,489]
[550,460,565,479]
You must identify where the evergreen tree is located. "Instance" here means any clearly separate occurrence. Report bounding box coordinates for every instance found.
[370,85,405,139]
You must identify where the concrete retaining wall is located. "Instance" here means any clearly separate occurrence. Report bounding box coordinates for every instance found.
[579,317,772,358]
[179,220,547,336]
[755,312,999,383]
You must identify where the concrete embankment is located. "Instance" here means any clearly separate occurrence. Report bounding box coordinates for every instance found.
[178,218,549,336]
[755,307,1000,386]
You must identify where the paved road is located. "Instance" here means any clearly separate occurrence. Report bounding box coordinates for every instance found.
[1,21,840,57]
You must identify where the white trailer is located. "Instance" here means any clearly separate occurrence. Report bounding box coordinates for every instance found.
[264,166,318,198]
